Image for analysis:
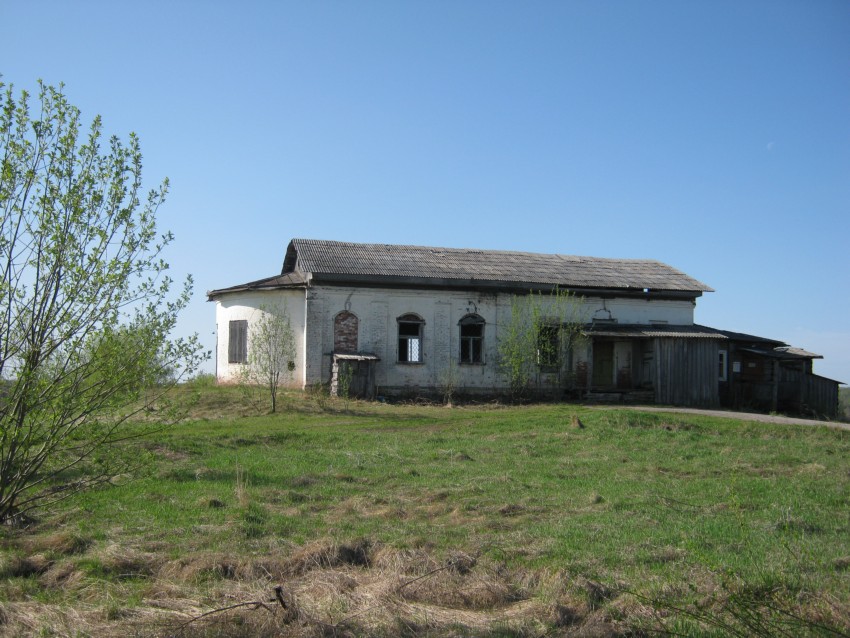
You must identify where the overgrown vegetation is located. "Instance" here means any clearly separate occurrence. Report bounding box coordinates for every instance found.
[839,386,850,421]
[497,288,586,400]
[0,80,205,523]
[1,389,847,636]
[237,304,296,413]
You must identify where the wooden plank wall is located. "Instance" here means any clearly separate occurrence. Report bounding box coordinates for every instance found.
[807,375,839,418]
[777,367,839,417]
[654,338,721,407]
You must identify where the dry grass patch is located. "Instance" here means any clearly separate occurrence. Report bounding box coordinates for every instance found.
[285,538,374,575]
[0,552,52,580]
[397,561,526,611]
[90,542,163,579]
[4,536,847,637]
[22,529,92,557]
[284,546,565,636]
[161,553,294,584]
[39,559,87,590]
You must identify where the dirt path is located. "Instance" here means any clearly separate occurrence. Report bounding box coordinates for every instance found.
[596,405,850,431]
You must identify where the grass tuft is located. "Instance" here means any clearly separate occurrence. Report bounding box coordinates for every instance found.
[286,538,375,575]
[0,553,51,578]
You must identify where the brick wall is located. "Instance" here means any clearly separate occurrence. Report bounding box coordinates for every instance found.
[334,311,359,353]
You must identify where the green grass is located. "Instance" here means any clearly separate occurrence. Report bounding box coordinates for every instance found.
[2,391,849,636]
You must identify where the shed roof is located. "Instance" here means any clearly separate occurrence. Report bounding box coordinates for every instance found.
[710,328,784,347]
[774,346,823,359]
[584,324,828,362]
[738,347,823,361]
[583,323,729,339]
[282,238,713,295]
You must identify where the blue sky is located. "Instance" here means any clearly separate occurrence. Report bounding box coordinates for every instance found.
[2,0,848,382]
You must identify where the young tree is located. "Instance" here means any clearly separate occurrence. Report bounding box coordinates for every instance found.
[239,304,296,413]
[0,80,205,523]
[497,288,586,400]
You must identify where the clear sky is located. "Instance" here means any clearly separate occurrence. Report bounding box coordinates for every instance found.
[2,0,848,383]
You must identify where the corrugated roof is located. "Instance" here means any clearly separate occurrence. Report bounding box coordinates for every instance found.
[710,328,784,346]
[584,324,728,339]
[739,346,824,361]
[285,239,713,293]
[774,346,822,359]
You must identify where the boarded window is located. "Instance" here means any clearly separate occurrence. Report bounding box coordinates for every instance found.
[397,314,424,363]
[334,311,359,353]
[228,320,248,364]
[459,314,484,364]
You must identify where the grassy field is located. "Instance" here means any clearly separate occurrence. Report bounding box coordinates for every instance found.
[1,387,849,637]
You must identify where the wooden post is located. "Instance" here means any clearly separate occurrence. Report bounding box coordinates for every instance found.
[771,359,780,413]
[654,339,662,404]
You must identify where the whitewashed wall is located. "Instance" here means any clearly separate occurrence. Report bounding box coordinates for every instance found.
[303,285,697,393]
[214,289,307,385]
[587,296,694,325]
[214,284,697,392]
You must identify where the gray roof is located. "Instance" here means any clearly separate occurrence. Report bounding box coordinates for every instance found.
[584,324,728,339]
[774,346,822,359]
[207,271,308,300]
[710,328,784,346]
[283,238,713,295]
[739,346,823,360]
[584,324,830,361]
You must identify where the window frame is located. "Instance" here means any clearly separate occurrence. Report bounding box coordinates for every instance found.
[228,319,248,364]
[397,313,424,364]
[537,323,560,368]
[459,314,485,364]
[719,349,728,382]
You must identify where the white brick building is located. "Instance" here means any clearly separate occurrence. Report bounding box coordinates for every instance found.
[208,239,838,414]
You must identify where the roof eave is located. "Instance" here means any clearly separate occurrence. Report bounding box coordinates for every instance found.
[207,273,309,301]
[308,272,706,299]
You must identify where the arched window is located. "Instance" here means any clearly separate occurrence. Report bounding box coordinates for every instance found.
[334,311,359,353]
[459,314,484,364]
[397,313,424,363]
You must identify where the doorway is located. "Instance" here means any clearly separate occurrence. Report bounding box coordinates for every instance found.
[592,341,614,387]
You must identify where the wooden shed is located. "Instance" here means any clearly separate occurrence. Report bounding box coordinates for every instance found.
[715,330,842,418]
[580,324,725,408]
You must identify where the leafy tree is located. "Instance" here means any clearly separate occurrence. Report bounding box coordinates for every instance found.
[0,80,205,523]
[497,288,586,400]
[239,304,296,413]
[839,387,850,422]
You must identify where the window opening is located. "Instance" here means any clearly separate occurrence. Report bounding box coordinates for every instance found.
[397,314,424,363]
[537,324,560,367]
[459,314,484,364]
